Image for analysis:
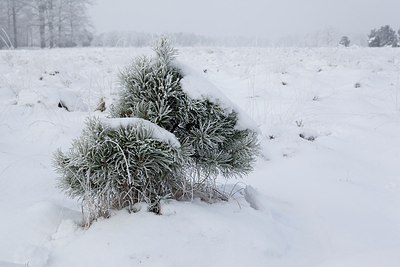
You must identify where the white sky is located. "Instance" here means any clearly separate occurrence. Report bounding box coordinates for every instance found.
[90,0,400,39]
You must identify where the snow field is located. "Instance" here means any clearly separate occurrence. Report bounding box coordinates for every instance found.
[0,46,400,266]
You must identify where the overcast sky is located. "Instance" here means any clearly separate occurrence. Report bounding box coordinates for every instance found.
[90,0,400,39]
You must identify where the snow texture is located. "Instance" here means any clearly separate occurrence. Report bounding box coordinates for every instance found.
[100,117,181,148]
[1,47,400,267]
[177,61,260,133]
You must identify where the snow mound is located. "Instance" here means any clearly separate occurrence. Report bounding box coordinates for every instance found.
[0,87,17,105]
[100,117,181,148]
[176,61,260,133]
[244,185,265,211]
[17,87,88,112]
[14,245,50,267]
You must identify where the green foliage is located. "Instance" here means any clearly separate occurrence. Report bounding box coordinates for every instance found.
[112,38,259,179]
[110,41,186,133]
[54,118,185,222]
[55,38,260,225]
[177,99,259,179]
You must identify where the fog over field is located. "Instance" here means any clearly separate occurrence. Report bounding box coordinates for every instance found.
[91,0,400,41]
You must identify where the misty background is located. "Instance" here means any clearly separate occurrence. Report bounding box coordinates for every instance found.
[89,0,400,46]
[1,0,400,48]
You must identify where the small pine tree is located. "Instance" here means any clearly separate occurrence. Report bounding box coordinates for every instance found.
[55,38,259,225]
[368,25,399,47]
[339,36,350,47]
[112,38,259,188]
[398,29,400,45]
[368,30,381,47]
[54,118,186,224]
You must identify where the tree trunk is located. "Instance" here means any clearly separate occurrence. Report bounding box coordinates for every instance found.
[68,0,74,46]
[48,0,54,48]
[39,2,46,48]
[57,1,63,47]
[70,18,73,45]
[11,1,18,48]
[7,0,11,34]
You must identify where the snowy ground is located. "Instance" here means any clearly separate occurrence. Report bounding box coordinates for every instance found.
[1,46,400,267]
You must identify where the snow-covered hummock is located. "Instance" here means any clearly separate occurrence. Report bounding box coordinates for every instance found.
[176,61,261,133]
[100,117,180,148]
[17,87,88,112]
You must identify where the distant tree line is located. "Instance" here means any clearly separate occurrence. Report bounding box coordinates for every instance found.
[95,27,400,48]
[2,4,399,50]
[0,0,93,49]
[92,31,270,47]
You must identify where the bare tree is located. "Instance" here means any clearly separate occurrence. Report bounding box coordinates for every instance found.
[62,0,92,47]
[0,0,26,48]
[46,0,55,47]
[0,0,93,48]
[37,0,46,48]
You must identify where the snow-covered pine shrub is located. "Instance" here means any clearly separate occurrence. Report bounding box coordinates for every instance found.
[339,36,350,47]
[111,38,259,200]
[368,25,399,47]
[54,117,186,225]
[55,38,259,225]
